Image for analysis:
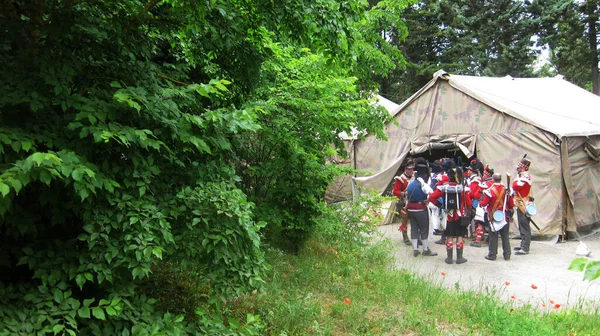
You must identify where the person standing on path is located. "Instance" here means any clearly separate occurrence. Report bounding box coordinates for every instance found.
[393,159,415,246]
[433,158,454,246]
[468,160,485,248]
[481,173,514,261]
[427,165,442,241]
[512,155,533,255]
[406,157,437,257]
[429,166,472,264]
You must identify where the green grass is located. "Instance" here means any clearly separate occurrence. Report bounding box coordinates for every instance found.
[146,196,600,335]
[230,236,600,335]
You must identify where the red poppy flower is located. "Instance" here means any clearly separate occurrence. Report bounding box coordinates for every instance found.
[554,304,561,309]
[541,303,546,307]
[531,284,538,289]
[441,272,446,276]
[549,299,555,304]
[510,295,515,299]
[344,298,351,304]
[504,281,510,286]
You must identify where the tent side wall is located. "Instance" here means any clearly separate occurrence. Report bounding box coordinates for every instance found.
[564,135,600,232]
[478,131,563,235]
[324,140,356,203]
[353,80,565,235]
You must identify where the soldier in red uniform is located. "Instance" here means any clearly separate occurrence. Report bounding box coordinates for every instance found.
[512,155,533,255]
[429,167,472,264]
[480,165,494,189]
[474,165,495,245]
[468,160,485,247]
[393,159,415,245]
[480,173,514,260]
[433,158,453,246]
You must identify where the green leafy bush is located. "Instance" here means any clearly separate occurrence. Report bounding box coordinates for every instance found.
[0,0,400,333]
[569,257,600,281]
[0,1,268,333]
[235,41,391,252]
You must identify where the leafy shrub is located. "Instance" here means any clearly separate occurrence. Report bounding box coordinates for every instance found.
[317,190,390,251]
[235,41,391,253]
[0,0,400,333]
[0,1,267,333]
[569,257,600,281]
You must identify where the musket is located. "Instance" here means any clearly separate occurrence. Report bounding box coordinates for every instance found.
[529,216,544,236]
[506,172,511,200]
[506,172,511,220]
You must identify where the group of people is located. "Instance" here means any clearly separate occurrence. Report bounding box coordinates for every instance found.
[392,155,535,264]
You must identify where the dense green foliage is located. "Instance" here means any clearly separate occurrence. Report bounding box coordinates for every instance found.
[379,0,539,102]
[0,0,406,334]
[379,0,600,101]
[235,42,392,251]
[531,0,600,94]
[569,257,600,281]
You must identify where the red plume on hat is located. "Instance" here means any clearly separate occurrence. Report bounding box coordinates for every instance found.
[484,165,494,175]
[518,154,531,170]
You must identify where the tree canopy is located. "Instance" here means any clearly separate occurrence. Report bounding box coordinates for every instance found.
[531,0,600,94]
[378,0,600,102]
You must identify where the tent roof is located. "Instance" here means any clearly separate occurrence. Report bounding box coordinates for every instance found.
[374,94,401,116]
[399,70,600,138]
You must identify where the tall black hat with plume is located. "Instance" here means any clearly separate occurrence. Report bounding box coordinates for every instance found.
[518,154,531,170]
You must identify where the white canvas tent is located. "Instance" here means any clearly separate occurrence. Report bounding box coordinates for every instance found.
[325,95,401,203]
[347,70,600,236]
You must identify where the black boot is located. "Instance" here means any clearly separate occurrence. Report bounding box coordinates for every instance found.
[456,248,468,264]
[435,231,446,245]
[402,231,411,246]
[445,248,453,264]
[423,249,438,256]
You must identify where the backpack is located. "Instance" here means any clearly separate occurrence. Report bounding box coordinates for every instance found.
[439,185,463,210]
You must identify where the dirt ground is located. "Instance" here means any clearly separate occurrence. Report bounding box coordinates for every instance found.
[375,224,600,312]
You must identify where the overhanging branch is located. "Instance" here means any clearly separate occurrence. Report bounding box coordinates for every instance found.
[139,0,163,16]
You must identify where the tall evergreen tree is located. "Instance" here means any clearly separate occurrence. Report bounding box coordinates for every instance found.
[532,0,600,94]
[378,0,538,102]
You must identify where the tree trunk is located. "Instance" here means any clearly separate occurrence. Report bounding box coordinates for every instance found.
[586,0,599,95]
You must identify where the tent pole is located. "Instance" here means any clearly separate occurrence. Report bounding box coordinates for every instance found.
[559,139,572,240]
[352,139,357,202]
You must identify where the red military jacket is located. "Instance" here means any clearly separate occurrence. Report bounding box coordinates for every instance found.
[480,183,514,220]
[393,172,412,198]
[480,177,493,190]
[512,171,532,213]
[512,171,532,199]
[468,174,482,201]
[428,182,472,221]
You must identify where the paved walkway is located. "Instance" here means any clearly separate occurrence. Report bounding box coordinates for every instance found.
[376,224,600,311]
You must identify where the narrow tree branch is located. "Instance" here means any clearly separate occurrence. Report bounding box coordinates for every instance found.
[157,74,189,86]
[139,0,163,16]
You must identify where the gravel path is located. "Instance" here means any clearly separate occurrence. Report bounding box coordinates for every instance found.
[376,224,600,312]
